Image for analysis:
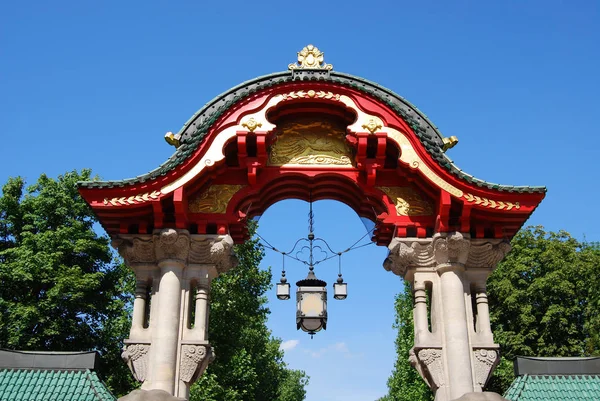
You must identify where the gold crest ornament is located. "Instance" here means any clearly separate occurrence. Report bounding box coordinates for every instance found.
[288,45,333,71]
[241,117,262,132]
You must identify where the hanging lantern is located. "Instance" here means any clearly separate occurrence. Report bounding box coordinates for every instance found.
[296,269,327,336]
[333,254,347,300]
[277,273,291,300]
[333,274,347,300]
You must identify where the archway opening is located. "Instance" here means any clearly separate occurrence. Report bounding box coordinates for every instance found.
[256,199,397,400]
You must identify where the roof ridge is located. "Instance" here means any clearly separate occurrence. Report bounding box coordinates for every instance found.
[77,70,547,193]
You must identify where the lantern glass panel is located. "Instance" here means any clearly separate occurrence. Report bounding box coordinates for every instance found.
[299,292,324,316]
[276,282,290,300]
[296,285,327,334]
[334,282,347,300]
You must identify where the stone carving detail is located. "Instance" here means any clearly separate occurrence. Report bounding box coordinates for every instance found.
[155,229,190,262]
[114,237,155,265]
[467,241,511,268]
[210,235,238,273]
[179,344,214,383]
[416,348,445,389]
[433,232,470,266]
[472,348,499,388]
[189,185,245,214]
[122,343,150,382]
[189,237,213,264]
[384,239,434,277]
[378,186,434,216]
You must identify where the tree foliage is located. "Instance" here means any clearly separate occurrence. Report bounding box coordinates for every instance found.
[486,226,600,393]
[0,170,136,395]
[380,281,433,401]
[0,171,308,399]
[190,222,308,401]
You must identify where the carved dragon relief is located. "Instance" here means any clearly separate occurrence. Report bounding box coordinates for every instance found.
[189,185,245,214]
[377,186,434,216]
[267,119,353,167]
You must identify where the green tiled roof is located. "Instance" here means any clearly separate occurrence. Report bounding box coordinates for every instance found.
[504,374,600,400]
[78,69,546,194]
[0,368,116,401]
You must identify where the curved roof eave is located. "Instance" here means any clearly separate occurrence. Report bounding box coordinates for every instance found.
[78,70,546,194]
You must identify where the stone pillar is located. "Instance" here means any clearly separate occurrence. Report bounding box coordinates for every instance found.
[131,279,148,332]
[384,233,511,401]
[194,285,210,341]
[114,230,238,399]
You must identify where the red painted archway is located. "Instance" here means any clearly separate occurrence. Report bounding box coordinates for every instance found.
[79,46,546,401]
[79,70,544,245]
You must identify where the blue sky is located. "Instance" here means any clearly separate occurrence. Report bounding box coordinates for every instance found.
[1,1,599,400]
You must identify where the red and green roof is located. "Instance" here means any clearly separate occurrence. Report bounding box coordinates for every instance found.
[77,63,546,243]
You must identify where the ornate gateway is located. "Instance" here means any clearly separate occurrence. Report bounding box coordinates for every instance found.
[78,46,545,401]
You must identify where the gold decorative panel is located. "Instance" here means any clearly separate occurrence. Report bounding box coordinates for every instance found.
[377,186,434,216]
[189,185,245,214]
[268,119,353,167]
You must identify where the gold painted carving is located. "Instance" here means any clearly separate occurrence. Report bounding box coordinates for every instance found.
[288,44,333,71]
[189,185,245,214]
[378,187,434,216]
[104,191,161,206]
[442,136,458,151]
[268,119,353,167]
[281,90,340,101]
[463,193,520,211]
[164,132,181,148]
[241,117,262,132]
[362,118,383,134]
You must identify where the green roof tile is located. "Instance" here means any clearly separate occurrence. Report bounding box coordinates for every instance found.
[0,369,115,401]
[504,374,600,400]
[78,70,546,194]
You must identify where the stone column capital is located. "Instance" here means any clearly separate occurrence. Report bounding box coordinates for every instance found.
[384,238,434,278]
[154,229,190,264]
[383,233,512,278]
[113,236,155,266]
[189,234,238,274]
[433,232,470,266]
[466,239,511,269]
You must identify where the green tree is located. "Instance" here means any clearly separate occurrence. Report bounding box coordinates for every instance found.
[381,281,433,401]
[0,170,136,395]
[486,227,600,393]
[190,222,308,401]
[277,369,309,401]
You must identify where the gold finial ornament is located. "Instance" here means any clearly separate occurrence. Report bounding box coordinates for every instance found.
[242,117,262,132]
[165,132,181,148]
[362,118,383,134]
[288,45,333,71]
[442,136,458,151]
